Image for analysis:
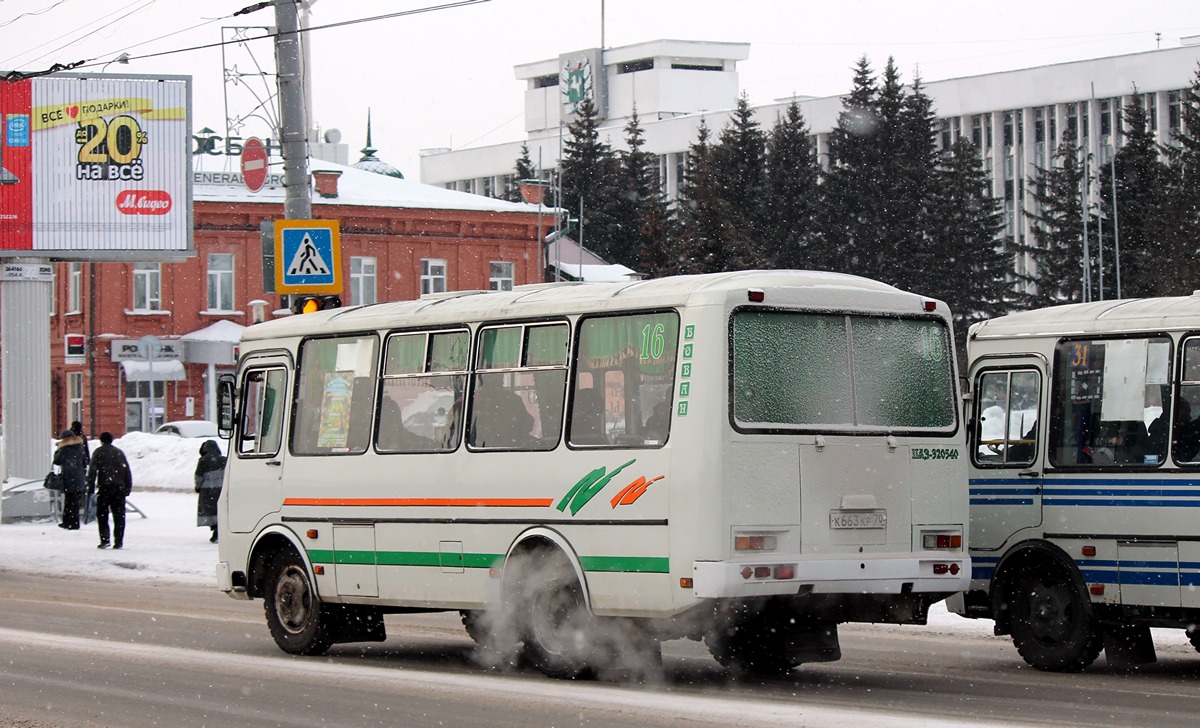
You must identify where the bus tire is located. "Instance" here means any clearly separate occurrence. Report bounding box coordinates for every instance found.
[1008,564,1102,671]
[508,548,594,679]
[460,610,487,644]
[1188,626,1200,653]
[264,548,333,656]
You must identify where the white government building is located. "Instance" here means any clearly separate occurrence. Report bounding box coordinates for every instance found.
[420,38,1200,290]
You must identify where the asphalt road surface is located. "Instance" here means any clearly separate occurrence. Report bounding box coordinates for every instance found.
[1,572,1198,727]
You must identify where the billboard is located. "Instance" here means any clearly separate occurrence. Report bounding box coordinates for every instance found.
[0,74,192,260]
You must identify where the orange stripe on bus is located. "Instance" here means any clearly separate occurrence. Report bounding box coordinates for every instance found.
[283,497,554,507]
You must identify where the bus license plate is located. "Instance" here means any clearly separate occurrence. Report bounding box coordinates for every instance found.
[829,509,887,529]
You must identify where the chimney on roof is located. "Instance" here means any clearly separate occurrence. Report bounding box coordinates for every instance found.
[312,170,342,198]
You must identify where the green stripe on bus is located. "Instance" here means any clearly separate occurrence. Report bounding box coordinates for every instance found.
[579,555,670,573]
[308,550,668,574]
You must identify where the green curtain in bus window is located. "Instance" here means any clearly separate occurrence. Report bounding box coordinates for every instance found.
[733,311,853,426]
[430,331,469,372]
[851,317,955,428]
[525,324,568,366]
[579,313,678,375]
[385,334,425,375]
[478,327,521,369]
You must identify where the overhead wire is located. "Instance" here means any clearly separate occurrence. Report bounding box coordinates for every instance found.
[4,0,493,80]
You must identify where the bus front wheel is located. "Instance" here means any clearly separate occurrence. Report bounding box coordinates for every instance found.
[1008,566,1102,671]
[264,548,333,656]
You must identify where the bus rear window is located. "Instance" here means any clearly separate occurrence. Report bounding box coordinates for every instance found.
[732,311,955,431]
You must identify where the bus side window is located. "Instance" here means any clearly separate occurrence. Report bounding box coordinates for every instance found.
[239,367,286,457]
[973,369,1039,467]
[1175,339,1200,464]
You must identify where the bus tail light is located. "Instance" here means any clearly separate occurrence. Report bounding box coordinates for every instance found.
[932,562,961,575]
[740,564,798,580]
[748,288,765,302]
[922,532,962,550]
[734,534,777,552]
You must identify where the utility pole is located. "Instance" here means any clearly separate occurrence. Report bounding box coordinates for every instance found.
[275,0,311,221]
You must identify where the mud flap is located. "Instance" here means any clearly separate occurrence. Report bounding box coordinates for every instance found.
[1103,623,1156,667]
[327,605,388,645]
[784,622,841,665]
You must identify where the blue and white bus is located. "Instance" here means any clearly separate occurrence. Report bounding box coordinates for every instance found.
[951,295,1200,670]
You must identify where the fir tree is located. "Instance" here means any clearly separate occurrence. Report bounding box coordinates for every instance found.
[676,121,753,273]
[1098,94,1172,298]
[820,56,882,275]
[613,108,676,276]
[502,143,538,202]
[1160,65,1200,295]
[928,138,1015,358]
[712,94,769,264]
[893,73,942,293]
[1026,128,1090,306]
[560,96,620,261]
[605,108,662,270]
[763,101,820,269]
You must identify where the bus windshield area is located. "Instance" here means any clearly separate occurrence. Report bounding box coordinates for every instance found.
[731,311,955,431]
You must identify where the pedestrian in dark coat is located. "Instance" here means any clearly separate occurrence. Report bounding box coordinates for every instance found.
[53,428,88,530]
[87,432,133,549]
[195,439,226,542]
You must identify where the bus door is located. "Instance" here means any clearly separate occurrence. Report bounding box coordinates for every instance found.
[228,359,290,534]
[969,360,1044,550]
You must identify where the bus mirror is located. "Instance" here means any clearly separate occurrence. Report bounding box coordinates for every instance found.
[218,374,237,438]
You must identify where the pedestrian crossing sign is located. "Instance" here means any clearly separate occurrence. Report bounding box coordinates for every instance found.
[274,219,342,294]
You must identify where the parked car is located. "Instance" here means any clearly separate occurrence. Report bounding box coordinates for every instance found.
[154,420,219,438]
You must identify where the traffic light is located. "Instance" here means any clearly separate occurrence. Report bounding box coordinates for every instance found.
[290,294,342,314]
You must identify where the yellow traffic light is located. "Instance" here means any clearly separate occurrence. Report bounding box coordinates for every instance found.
[290,294,342,314]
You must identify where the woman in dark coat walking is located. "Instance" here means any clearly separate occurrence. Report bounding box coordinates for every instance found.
[53,428,88,530]
[195,439,226,542]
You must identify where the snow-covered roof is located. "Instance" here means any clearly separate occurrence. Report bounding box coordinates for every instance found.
[192,153,547,215]
[179,319,245,344]
[553,262,642,283]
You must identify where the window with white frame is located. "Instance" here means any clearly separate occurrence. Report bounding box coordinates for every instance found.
[68,372,83,425]
[67,262,82,313]
[132,262,161,311]
[207,253,235,311]
[489,261,514,291]
[350,256,377,305]
[421,259,447,295]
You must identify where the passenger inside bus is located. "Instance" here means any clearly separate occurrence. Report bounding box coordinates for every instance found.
[570,387,608,446]
[1173,397,1200,462]
[644,400,672,443]
[470,375,534,449]
[1091,420,1148,464]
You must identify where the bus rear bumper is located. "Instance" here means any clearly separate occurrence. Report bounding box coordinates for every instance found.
[692,552,971,599]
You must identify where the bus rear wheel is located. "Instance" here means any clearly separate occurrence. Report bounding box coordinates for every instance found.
[264,548,333,656]
[1188,626,1200,653]
[508,549,594,679]
[1008,567,1102,671]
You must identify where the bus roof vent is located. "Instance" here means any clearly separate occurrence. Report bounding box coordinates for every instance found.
[419,290,490,302]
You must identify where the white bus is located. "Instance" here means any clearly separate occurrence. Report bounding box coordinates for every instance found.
[216,270,970,678]
[950,295,1200,671]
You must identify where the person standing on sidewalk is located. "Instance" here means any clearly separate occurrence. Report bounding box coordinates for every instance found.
[194,439,226,543]
[54,428,88,530]
[86,432,133,549]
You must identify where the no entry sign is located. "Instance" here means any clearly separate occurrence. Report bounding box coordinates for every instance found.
[240,137,268,193]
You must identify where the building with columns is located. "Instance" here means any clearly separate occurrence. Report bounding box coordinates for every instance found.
[420,38,1200,296]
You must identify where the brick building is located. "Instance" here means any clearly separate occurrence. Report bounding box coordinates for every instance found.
[40,152,550,437]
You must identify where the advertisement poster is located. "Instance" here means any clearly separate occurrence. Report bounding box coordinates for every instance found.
[316,371,355,449]
[0,74,191,256]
